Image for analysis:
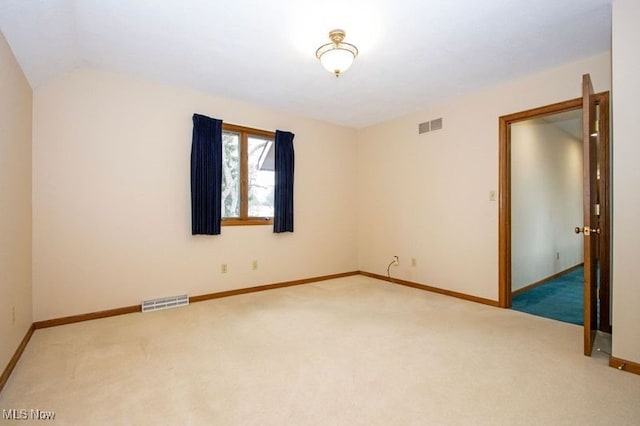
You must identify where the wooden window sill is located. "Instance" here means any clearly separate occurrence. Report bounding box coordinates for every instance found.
[222,218,273,226]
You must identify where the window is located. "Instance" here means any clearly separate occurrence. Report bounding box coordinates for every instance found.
[221,123,275,225]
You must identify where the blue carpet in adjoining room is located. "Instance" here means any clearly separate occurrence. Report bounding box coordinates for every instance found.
[511,266,583,325]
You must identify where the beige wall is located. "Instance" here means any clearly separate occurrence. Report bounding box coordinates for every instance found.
[612,0,640,364]
[511,119,583,291]
[0,32,32,369]
[23,14,638,366]
[32,68,358,321]
[4,1,637,371]
[357,52,610,301]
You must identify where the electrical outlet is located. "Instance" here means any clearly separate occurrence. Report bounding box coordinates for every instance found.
[252,260,258,270]
[489,190,497,201]
[411,258,417,267]
[11,306,15,325]
[393,256,399,265]
[221,263,228,274]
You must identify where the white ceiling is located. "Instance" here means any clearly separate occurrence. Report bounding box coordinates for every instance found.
[0,0,611,128]
[540,109,583,140]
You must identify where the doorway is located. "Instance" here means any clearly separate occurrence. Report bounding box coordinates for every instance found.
[509,108,585,326]
[498,87,611,356]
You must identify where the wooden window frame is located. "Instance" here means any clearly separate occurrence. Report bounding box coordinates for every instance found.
[221,123,275,226]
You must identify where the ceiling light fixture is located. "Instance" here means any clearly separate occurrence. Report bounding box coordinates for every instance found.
[316,29,358,78]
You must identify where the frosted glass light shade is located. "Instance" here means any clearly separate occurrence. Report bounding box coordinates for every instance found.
[316,29,358,77]
[319,48,355,75]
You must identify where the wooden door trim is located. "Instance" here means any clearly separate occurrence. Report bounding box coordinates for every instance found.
[594,92,612,333]
[498,93,610,310]
[498,97,582,308]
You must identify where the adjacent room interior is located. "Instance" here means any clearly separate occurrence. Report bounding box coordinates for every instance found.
[1,0,639,424]
[510,108,586,325]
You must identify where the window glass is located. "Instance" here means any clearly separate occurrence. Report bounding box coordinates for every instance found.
[222,132,240,218]
[248,136,275,218]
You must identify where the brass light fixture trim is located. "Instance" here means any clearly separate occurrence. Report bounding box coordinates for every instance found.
[316,29,359,77]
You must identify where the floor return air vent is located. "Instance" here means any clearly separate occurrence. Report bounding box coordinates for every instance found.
[142,294,189,312]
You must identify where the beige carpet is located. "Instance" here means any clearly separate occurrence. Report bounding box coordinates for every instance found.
[1,275,639,425]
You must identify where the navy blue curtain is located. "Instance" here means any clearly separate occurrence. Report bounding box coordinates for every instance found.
[191,114,223,235]
[273,130,295,233]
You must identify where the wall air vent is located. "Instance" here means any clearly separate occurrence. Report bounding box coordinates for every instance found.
[418,118,443,135]
[142,294,189,313]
